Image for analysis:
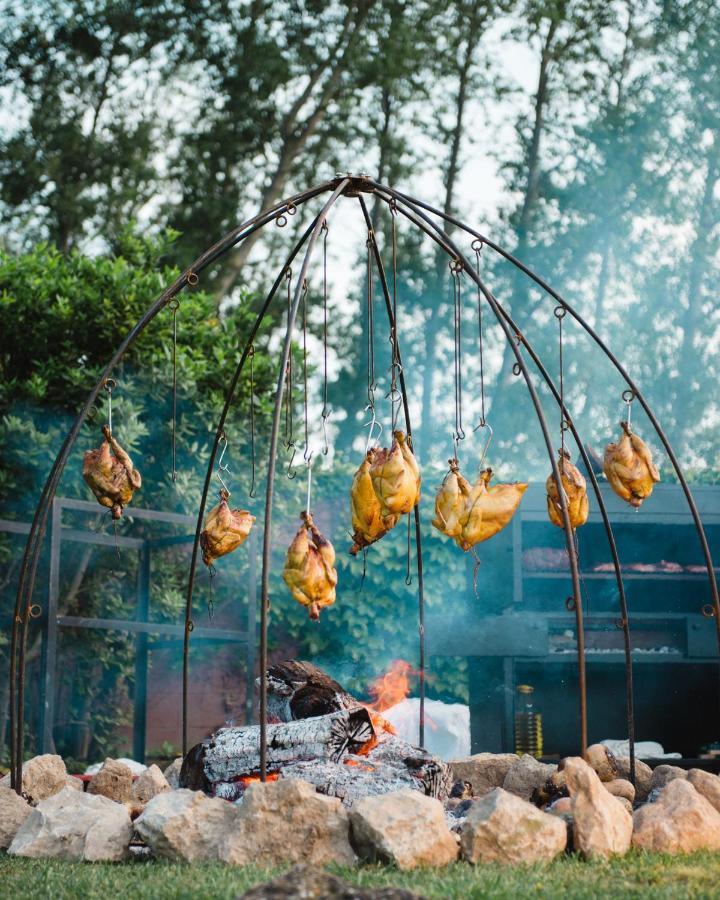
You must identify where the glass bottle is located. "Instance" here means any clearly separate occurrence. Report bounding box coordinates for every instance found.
[514,683,543,758]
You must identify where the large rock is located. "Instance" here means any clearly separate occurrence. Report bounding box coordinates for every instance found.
[8,786,131,861]
[222,779,356,867]
[564,756,632,859]
[0,754,67,804]
[448,753,518,797]
[633,779,720,853]
[240,864,424,899]
[132,764,170,804]
[163,758,183,789]
[502,755,556,801]
[583,744,618,782]
[604,779,635,804]
[350,789,457,870]
[459,788,566,865]
[135,789,237,862]
[650,764,687,793]
[687,769,720,814]
[0,786,32,850]
[615,756,652,802]
[87,758,133,803]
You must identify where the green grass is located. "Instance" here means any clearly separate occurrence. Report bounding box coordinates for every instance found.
[2,852,720,899]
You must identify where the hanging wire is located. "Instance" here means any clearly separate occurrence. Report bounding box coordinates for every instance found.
[169,299,180,482]
[405,513,413,586]
[216,431,231,496]
[555,305,568,459]
[301,278,311,464]
[471,241,493,469]
[387,200,402,431]
[284,267,297,478]
[622,388,634,429]
[321,222,331,455]
[450,258,466,459]
[104,378,116,434]
[364,230,382,450]
[248,345,257,498]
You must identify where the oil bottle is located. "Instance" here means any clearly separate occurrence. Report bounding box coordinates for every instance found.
[514,683,543,758]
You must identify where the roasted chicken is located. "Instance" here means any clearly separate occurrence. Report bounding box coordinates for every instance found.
[603,421,660,508]
[433,460,527,551]
[283,511,338,620]
[546,449,589,529]
[350,431,421,555]
[83,424,141,519]
[200,490,255,566]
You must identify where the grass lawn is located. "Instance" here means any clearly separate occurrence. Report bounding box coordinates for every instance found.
[2,852,720,899]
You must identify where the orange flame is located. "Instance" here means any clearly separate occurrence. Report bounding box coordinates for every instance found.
[368,659,414,712]
[237,773,279,785]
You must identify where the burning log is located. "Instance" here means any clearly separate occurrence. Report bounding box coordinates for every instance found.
[263,660,358,722]
[180,708,375,792]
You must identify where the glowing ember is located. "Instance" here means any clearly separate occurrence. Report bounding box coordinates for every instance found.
[236,772,279,785]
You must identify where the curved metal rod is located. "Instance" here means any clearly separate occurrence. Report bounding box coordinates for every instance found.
[181,213,324,754]
[8,180,336,792]
[259,178,351,779]
[371,185,589,755]
[357,195,427,748]
[382,182,720,650]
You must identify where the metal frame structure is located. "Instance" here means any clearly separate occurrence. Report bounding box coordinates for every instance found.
[2,499,256,764]
[8,174,719,793]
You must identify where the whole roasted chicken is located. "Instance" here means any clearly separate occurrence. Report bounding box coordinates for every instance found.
[200,490,255,566]
[433,461,527,551]
[283,511,338,620]
[546,449,589,529]
[350,431,421,555]
[83,425,141,519]
[603,421,660,508]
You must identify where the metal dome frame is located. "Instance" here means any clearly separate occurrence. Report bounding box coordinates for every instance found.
[7,174,719,793]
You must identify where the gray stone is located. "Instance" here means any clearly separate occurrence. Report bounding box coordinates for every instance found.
[564,756,632,859]
[448,753,519,797]
[633,779,720,853]
[240,864,424,899]
[0,786,32,850]
[459,788,566,865]
[650,764,687,793]
[221,779,356,867]
[132,764,170,804]
[0,754,67,804]
[502,755,556,801]
[687,769,720,814]
[135,788,237,862]
[163,758,183,789]
[8,786,131,861]
[87,758,133,803]
[615,756,652,802]
[350,789,457,870]
[65,776,84,792]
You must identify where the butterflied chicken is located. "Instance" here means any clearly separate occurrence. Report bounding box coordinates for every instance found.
[200,490,255,566]
[83,425,141,519]
[603,421,660,508]
[283,511,338,620]
[349,431,420,555]
[546,449,589,529]
[433,461,527,551]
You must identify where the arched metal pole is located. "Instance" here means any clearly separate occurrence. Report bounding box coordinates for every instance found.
[385,183,720,650]
[181,212,325,754]
[258,178,351,779]
[357,194,427,748]
[371,185,589,755]
[8,181,335,792]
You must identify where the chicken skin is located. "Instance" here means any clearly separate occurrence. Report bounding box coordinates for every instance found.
[546,449,589,529]
[603,421,660,508]
[200,490,255,566]
[83,424,141,519]
[283,511,338,620]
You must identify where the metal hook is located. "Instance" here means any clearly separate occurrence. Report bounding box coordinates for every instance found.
[286,441,298,479]
[216,432,231,496]
[363,405,383,451]
[305,452,314,513]
[474,422,494,468]
[321,408,331,456]
[103,378,116,433]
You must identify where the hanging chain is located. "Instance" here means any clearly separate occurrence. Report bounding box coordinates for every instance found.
[388,200,402,431]
[248,345,257,498]
[169,298,179,482]
[450,258,465,459]
[321,221,331,455]
[364,229,382,450]
[284,267,297,478]
[216,430,231,497]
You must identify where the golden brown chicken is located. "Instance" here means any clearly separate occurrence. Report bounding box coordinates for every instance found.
[546,449,589,529]
[283,511,338,620]
[349,431,421,555]
[458,468,528,551]
[83,425,141,519]
[432,461,527,551]
[200,490,255,566]
[603,421,660,508]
